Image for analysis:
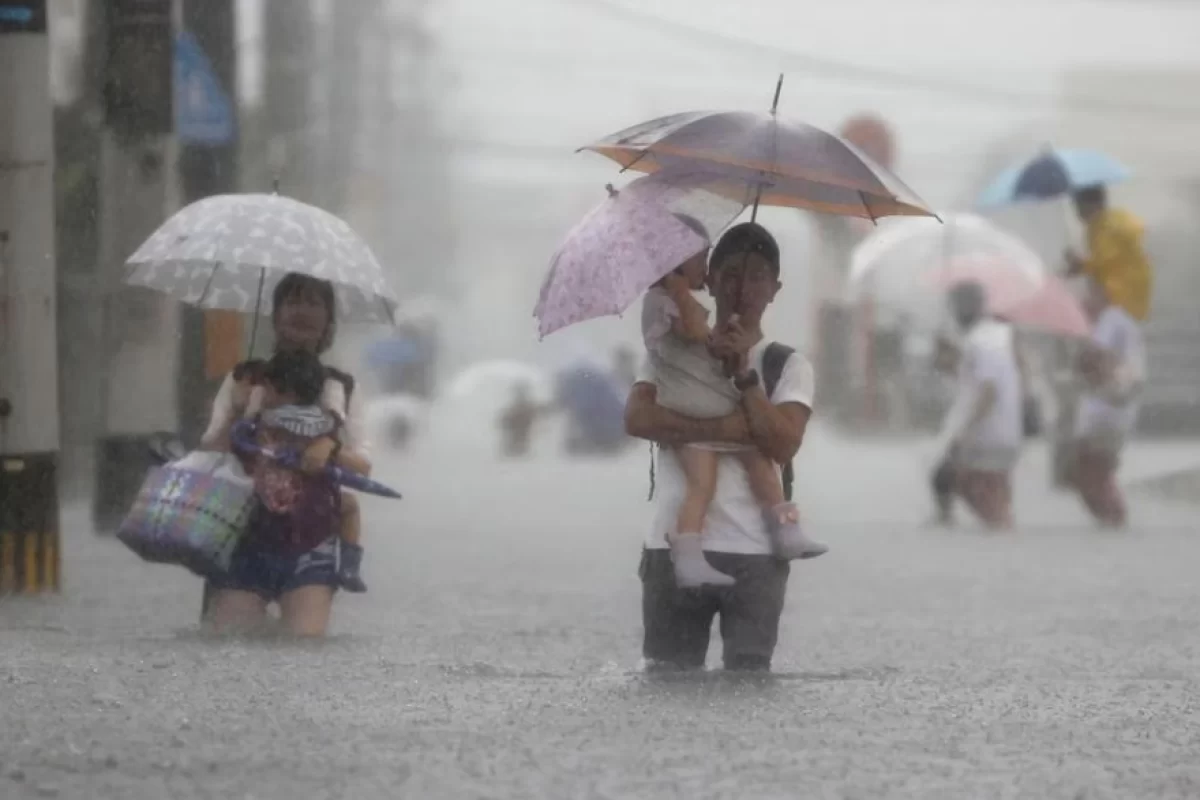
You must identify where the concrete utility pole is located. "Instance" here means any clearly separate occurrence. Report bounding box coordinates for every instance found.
[362,0,454,300]
[176,0,239,446]
[263,0,316,203]
[321,0,371,215]
[0,0,61,593]
[91,0,180,533]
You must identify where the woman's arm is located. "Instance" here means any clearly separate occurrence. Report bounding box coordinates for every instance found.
[300,434,372,477]
[334,445,371,476]
[321,373,373,474]
[199,374,247,450]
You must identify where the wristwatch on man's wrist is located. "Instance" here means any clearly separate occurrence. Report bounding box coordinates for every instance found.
[733,369,760,392]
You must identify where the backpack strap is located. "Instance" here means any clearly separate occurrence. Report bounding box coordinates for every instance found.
[761,342,796,502]
[325,366,356,411]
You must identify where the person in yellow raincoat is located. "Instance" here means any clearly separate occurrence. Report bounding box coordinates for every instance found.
[1065,186,1152,322]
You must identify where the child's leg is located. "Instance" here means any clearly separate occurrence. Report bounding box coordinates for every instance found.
[336,491,367,593]
[739,450,785,509]
[339,489,361,545]
[675,446,719,535]
[669,446,735,588]
[736,450,827,561]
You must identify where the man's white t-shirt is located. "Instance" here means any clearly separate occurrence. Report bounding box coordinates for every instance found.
[954,319,1023,453]
[1076,305,1145,440]
[636,338,816,555]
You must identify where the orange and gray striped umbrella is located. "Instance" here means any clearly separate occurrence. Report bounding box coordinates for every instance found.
[580,85,935,221]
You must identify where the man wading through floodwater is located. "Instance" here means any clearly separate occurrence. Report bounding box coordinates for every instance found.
[625,223,820,672]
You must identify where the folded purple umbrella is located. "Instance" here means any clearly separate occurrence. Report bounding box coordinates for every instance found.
[231,420,402,499]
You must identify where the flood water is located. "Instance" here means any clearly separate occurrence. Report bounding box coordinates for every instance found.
[3,413,1200,799]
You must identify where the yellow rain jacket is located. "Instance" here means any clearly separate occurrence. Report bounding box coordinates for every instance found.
[1081,208,1152,321]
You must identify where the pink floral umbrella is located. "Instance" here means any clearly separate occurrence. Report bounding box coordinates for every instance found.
[534,172,746,339]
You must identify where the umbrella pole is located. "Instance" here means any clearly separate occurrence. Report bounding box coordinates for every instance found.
[247,268,267,357]
[751,74,784,224]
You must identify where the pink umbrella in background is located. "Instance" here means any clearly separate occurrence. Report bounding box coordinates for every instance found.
[996,275,1090,339]
[927,255,1044,311]
[534,171,746,339]
[929,258,1089,338]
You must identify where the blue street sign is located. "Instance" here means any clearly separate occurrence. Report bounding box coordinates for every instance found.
[0,1,46,33]
[174,29,235,146]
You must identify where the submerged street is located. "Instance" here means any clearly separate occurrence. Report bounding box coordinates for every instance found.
[3,422,1199,800]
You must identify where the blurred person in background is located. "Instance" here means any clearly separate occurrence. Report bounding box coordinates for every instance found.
[928,330,962,525]
[1066,186,1152,323]
[1072,278,1145,528]
[558,362,630,456]
[498,382,545,458]
[928,282,1023,530]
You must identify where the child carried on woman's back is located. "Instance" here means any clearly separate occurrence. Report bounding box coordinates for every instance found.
[239,350,371,592]
[642,219,827,588]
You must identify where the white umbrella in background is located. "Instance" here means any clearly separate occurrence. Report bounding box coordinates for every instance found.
[394,294,442,330]
[445,359,556,406]
[847,212,1046,328]
[430,359,559,454]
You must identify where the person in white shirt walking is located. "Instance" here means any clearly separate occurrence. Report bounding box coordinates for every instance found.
[930,281,1024,529]
[625,222,818,673]
[1073,278,1145,528]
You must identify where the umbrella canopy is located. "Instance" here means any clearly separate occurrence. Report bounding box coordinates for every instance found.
[930,267,1087,339]
[997,276,1090,339]
[848,213,1046,324]
[977,148,1131,208]
[927,260,1044,312]
[125,193,398,324]
[534,171,745,338]
[582,107,935,220]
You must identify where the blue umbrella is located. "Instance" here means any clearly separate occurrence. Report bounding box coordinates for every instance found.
[977,148,1131,208]
[231,420,402,499]
[364,335,426,369]
[556,364,626,442]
